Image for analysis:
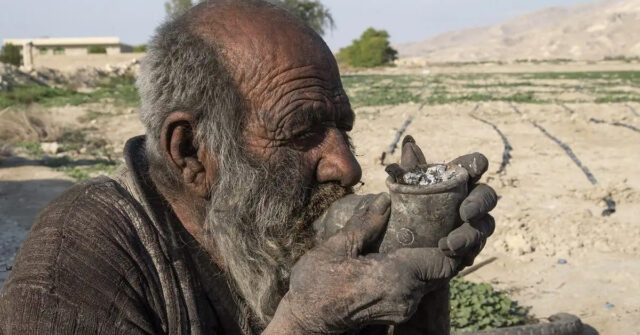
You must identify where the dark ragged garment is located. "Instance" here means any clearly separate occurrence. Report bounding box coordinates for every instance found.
[0,136,254,335]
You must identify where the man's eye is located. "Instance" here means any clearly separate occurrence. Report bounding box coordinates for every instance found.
[290,127,327,150]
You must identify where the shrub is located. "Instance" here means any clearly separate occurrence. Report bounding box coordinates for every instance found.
[15,141,44,157]
[0,75,140,109]
[87,45,107,54]
[0,43,22,66]
[0,85,69,108]
[270,0,334,36]
[450,277,531,331]
[336,28,398,68]
[133,45,147,53]
[57,163,117,181]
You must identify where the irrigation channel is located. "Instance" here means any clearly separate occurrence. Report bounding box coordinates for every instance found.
[589,117,640,134]
[508,103,616,216]
[627,103,639,117]
[379,80,430,164]
[468,104,513,175]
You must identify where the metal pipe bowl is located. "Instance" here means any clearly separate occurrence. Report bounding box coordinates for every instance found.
[379,164,469,253]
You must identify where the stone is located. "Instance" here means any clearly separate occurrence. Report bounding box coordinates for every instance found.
[40,142,59,154]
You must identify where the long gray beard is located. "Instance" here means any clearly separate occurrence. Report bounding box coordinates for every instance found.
[202,149,352,329]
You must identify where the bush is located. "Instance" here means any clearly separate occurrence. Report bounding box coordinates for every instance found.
[133,45,147,53]
[269,0,334,36]
[450,277,531,331]
[0,85,69,108]
[87,45,107,54]
[0,43,22,66]
[336,28,398,68]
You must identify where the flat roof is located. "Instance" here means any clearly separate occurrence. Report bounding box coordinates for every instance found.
[3,37,121,46]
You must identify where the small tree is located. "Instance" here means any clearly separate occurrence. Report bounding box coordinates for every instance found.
[165,0,189,17]
[269,0,334,36]
[165,0,203,17]
[0,43,22,66]
[336,28,398,68]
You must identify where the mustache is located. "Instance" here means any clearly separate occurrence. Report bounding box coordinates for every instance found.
[276,181,354,257]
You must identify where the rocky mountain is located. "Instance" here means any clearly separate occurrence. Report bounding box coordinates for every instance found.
[396,0,640,62]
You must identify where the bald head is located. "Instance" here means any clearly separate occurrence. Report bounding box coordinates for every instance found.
[189,0,326,58]
[185,0,341,113]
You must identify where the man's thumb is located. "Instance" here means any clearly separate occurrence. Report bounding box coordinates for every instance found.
[325,193,391,256]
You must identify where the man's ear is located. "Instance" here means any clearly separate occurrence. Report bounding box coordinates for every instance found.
[160,111,217,198]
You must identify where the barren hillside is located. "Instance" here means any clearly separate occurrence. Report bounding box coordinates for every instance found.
[396,0,640,62]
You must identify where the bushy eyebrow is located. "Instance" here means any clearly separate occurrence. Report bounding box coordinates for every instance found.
[285,101,354,133]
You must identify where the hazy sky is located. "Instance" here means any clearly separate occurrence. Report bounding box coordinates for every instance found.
[1,0,598,51]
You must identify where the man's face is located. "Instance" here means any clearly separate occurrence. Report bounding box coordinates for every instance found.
[192,3,362,326]
[194,2,362,189]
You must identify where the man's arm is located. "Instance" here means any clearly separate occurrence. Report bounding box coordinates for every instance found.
[0,181,158,334]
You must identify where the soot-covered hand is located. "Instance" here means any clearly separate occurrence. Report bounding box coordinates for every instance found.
[264,136,497,334]
[266,193,467,334]
[399,135,497,268]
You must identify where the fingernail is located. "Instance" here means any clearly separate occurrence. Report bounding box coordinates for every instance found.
[402,135,415,146]
[460,201,480,222]
[447,234,468,253]
[439,237,454,257]
[370,193,390,214]
[385,164,406,183]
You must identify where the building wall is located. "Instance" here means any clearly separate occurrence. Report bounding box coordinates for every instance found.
[17,43,124,57]
[31,53,146,71]
[65,46,89,56]
[106,46,121,55]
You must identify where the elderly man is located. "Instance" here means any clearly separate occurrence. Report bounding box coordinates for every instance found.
[0,1,496,334]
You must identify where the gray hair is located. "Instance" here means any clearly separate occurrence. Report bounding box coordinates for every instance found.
[136,8,246,188]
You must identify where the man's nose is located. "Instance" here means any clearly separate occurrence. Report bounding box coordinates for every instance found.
[315,129,362,187]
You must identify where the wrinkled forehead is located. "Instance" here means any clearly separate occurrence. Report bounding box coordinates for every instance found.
[188,2,351,140]
[190,3,341,89]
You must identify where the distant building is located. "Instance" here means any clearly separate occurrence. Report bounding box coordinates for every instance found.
[2,37,133,69]
[3,37,132,56]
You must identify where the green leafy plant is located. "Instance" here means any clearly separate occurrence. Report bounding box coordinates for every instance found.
[0,43,22,66]
[0,75,140,109]
[0,85,70,108]
[15,141,44,157]
[341,75,425,106]
[450,278,531,331]
[56,163,117,181]
[336,28,398,68]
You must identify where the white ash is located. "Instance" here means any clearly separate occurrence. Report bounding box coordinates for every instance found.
[402,164,455,186]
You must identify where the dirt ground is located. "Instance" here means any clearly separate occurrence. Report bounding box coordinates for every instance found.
[352,101,640,334]
[1,64,639,334]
